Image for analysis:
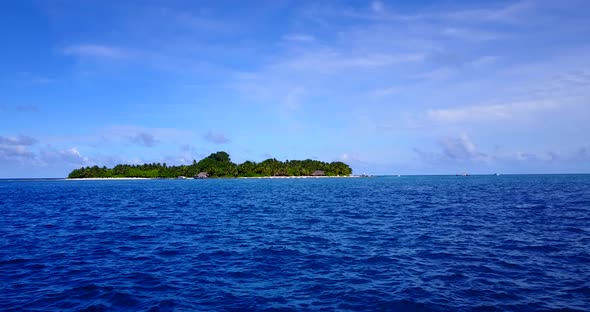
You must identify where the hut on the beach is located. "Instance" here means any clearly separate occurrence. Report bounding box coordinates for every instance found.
[195,172,209,179]
[311,170,325,176]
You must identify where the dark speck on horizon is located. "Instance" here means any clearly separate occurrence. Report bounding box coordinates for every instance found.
[1,175,589,311]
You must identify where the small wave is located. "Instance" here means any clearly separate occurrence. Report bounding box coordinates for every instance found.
[79,303,111,312]
[567,286,590,295]
[257,247,303,258]
[564,227,586,233]
[195,250,239,261]
[156,249,183,257]
[495,260,525,270]
[146,299,176,312]
[128,234,156,241]
[0,258,34,266]
[471,304,502,311]
[369,299,435,311]
[295,235,330,244]
[522,245,562,253]
[72,283,115,295]
[106,291,140,308]
[568,254,590,263]
[361,255,399,264]
[224,270,259,279]
[429,272,468,281]
[417,251,455,260]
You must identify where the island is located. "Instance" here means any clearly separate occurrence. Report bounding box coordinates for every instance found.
[67,151,353,179]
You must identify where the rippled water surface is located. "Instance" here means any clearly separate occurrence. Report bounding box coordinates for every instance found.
[1,175,589,311]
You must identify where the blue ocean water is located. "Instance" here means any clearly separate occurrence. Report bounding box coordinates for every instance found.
[1,175,589,311]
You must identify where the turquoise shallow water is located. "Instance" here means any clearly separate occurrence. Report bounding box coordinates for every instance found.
[1,175,589,311]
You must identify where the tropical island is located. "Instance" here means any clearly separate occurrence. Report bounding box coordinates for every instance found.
[67,151,353,179]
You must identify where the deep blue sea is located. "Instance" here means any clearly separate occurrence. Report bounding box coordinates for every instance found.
[1,175,589,311]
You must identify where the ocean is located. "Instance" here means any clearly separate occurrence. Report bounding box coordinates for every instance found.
[1,175,589,311]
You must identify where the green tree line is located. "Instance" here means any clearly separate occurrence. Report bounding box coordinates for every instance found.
[68,151,353,178]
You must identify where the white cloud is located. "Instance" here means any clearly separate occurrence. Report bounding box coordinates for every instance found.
[62,44,129,59]
[14,105,39,112]
[0,145,35,161]
[414,67,456,81]
[0,135,37,146]
[130,132,158,147]
[438,133,487,162]
[442,27,499,41]
[279,50,425,73]
[0,135,37,162]
[372,86,399,97]
[445,0,533,23]
[469,56,497,67]
[370,1,384,13]
[101,125,192,146]
[282,87,306,113]
[203,131,230,144]
[426,100,560,123]
[39,147,90,165]
[0,134,92,168]
[340,153,365,163]
[282,34,315,42]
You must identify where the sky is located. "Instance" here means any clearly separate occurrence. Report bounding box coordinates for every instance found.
[1,0,589,177]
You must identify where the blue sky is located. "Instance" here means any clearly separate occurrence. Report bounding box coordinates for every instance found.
[1,0,589,177]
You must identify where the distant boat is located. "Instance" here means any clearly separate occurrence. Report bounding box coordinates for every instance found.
[494,173,500,176]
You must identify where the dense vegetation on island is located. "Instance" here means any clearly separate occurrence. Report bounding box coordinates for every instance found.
[67,151,353,178]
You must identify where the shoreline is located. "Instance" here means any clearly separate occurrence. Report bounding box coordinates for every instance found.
[67,175,367,180]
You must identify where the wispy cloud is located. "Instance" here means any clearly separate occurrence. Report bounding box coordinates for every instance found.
[62,44,129,59]
[413,132,590,173]
[442,27,499,41]
[176,144,208,164]
[469,56,497,67]
[0,104,40,113]
[100,125,192,146]
[130,132,158,147]
[16,72,55,84]
[39,147,90,166]
[438,133,488,162]
[15,105,40,112]
[372,86,398,97]
[414,67,455,82]
[203,131,229,144]
[370,1,385,13]
[426,100,560,123]
[445,0,533,23]
[340,152,366,164]
[0,135,37,146]
[282,86,306,113]
[414,134,484,164]
[0,135,90,167]
[281,50,425,72]
[282,34,315,42]
[0,143,35,161]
